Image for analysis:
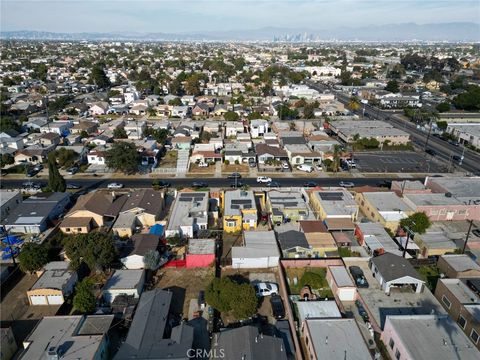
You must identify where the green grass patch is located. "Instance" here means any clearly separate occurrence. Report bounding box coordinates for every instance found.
[416,265,440,291]
[286,267,333,297]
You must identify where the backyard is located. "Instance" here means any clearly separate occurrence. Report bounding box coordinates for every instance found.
[285,267,333,298]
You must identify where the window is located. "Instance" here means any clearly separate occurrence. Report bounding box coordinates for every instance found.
[77,228,82,232]
[458,315,467,329]
[389,338,395,349]
[395,349,401,360]
[458,209,467,215]
[66,228,71,232]
[226,221,236,228]
[442,295,451,309]
[471,329,479,344]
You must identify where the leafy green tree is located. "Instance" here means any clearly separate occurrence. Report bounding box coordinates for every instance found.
[63,232,118,271]
[347,96,361,112]
[48,152,66,192]
[169,79,183,96]
[113,127,128,139]
[247,111,262,121]
[73,279,96,313]
[224,111,239,121]
[54,148,78,168]
[90,63,110,89]
[453,85,480,111]
[106,141,140,174]
[277,104,298,120]
[436,102,450,113]
[168,97,183,106]
[0,117,21,133]
[18,243,49,273]
[400,212,431,234]
[1,153,14,168]
[143,250,161,270]
[385,80,400,93]
[436,121,448,131]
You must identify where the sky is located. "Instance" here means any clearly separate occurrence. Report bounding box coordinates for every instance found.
[1,0,479,33]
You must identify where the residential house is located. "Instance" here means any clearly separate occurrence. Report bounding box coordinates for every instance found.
[356,192,413,232]
[2,192,69,234]
[285,144,322,166]
[171,105,189,118]
[380,315,480,360]
[89,101,109,115]
[121,234,161,270]
[266,189,311,224]
[299,220,338,257]
[38,132,60,146]
[124,120,146,140]
[277,230,311,258]
[165,191,209,238]
[302,319,372,360]
[114,289,195,360]
[225,121,245,137]
[211,326,287,360]
[87,149,107,165]
[437,255,480,279]
[355,222,402,256]
[255,143,288,164]
[309,188,359,221]
[27,261,78,305]
[102,269,145,303]
[70,120,98,135]
[14,145,55,165]
[21,315,114,360]
[223,190,258,233]
[192,103,210,117]
[185,238,216,268]
[250,119,269,138]
[232,231,280,269]
[40,121,72,136]
[370,253,425,295]
[412,231,458,258]
[434,278,480,350]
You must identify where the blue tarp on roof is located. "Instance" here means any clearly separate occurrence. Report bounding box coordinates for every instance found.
[1,235,23,245]
[149,224,164,236]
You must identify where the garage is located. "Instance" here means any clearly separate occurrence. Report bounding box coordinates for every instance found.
[327,266,357,301]
[30,295,48,305]
[47,295,64,305]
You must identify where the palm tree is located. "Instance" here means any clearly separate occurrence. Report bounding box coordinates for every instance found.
[333,144,342,173]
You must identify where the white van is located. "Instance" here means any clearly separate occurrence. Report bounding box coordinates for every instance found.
[296,164,314,173]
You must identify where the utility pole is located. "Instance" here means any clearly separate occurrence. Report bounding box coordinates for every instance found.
[402,227,412,258]
[462,220,474,254]
[423,117,433,152]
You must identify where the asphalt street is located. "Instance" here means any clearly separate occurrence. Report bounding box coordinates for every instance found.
[306,80,480,175]
[1,176,425,190]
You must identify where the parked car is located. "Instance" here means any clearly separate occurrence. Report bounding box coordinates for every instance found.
[254,282,279,297]
[107,182,124,189]
[26,169,39,177]
[33,164,44,171]
[257,176,272,183]
[472,229,480,237]
[346,159,356,168]
[314,162,323,171]
[376,180,391,188]
[296,164,313,173]
[452,155,462,163]
[349,266,369,288]
[270,295,285,319]
[355,300,369,322]
[22,182,41,190]
[281,162,290,170]
[227,172,242,179]
[426,148,437,156]
[192,181,208,188]
[339,181,355,188]
[249,158,257,168]
[448,139,460,146]
[66,183,81,189]
[67,166,79,175]
[303,181,318,188]
[152,180,171,188]
[198,161,209,167]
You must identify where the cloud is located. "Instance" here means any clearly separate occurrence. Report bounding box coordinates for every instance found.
[1,0,479,33]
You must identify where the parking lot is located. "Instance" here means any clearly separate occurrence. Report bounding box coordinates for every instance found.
[354,151,445,173]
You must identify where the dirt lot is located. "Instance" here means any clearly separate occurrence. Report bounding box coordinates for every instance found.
[154,267,215,318]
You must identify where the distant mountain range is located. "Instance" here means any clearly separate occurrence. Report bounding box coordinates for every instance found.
[2,22,479,42]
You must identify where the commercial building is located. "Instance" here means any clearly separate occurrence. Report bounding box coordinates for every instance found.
[327,120,410,145]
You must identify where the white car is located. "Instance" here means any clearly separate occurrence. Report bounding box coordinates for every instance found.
[339,181,355,188]
[281,162,289,170]
[107,182,124,189]
[296,164,314,173]
[257,176,272,183]
[198,161,209,167]
[254,282,279,297]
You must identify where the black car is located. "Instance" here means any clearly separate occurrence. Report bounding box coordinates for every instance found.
[355,300,369,322]
[303,181,318,188]
[349,266,369,288]
[192,181,208,188]
[376,180,392,188]
[26,169,39,177]
[152,180,171,188]
[452,155,461,163]
[426,148,437,156]
[270,294,285,319]
[266,181,280,188]
[230,181,245,188]
[227,172,242,179]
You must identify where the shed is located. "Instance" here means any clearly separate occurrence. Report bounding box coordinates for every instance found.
[326,265,357,301]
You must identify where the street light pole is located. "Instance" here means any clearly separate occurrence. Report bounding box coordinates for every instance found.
[462,220,474,254]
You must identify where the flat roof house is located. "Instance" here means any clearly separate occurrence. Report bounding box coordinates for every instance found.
[114,289,195,360]
[356,222,402,256]
[309,188,358,221]
[232,230,280,269]
[266,189,311,224]
[370,253,425,295]
[27,261,78,306]
[356,191,413,232]
[2,192,70,234]
[434,278,480,350]
[223,190,258,233]
[302,318,372,360]
[21,315,114,360]
[437,254,480,279]
[381,315,480,360]
[102,269,145,303]
[166,191,209,238]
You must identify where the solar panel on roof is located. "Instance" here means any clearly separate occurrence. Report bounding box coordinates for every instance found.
[232,199,252,205]
[231,205,240,209]
[319,192,343,201]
